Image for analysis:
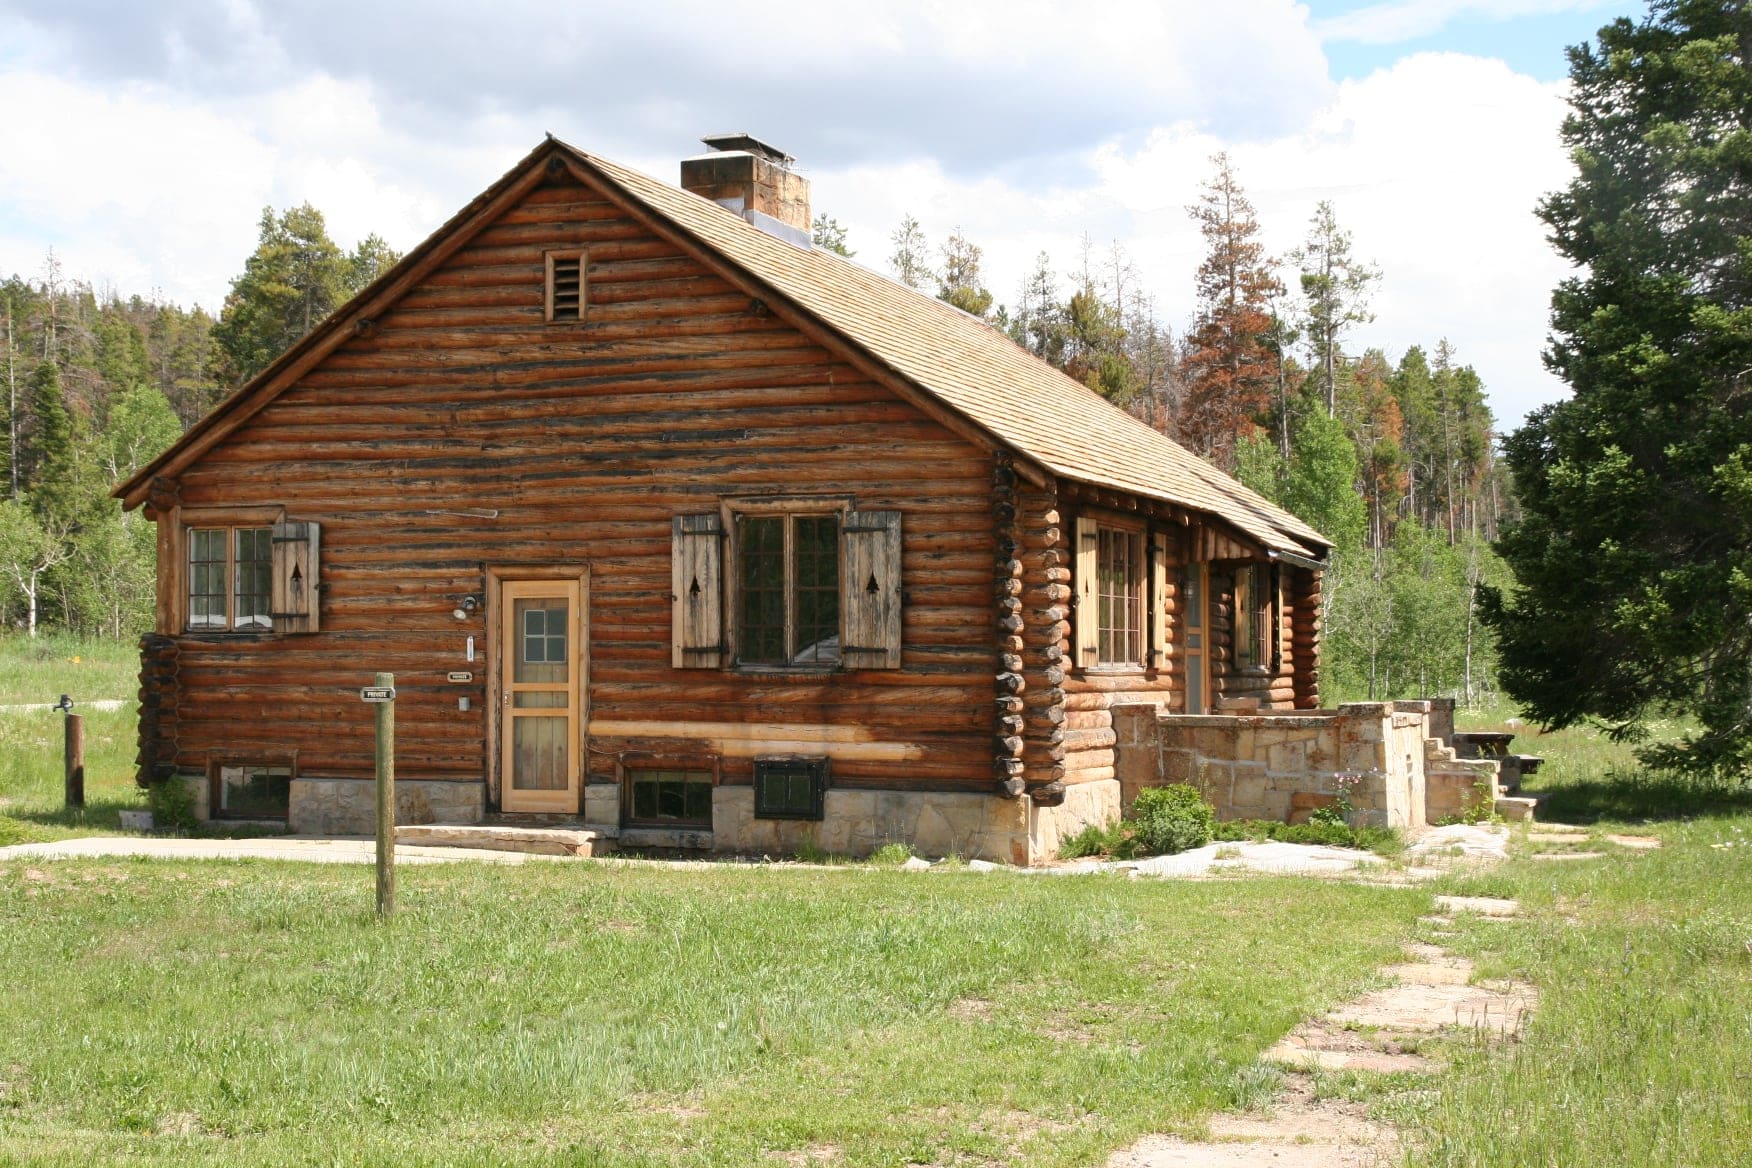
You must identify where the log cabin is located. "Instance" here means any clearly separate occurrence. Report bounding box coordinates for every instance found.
[115,133,1331,865]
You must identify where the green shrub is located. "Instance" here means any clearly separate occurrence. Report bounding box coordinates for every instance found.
[1130,784,1214,856]
[1059,820,1127,859]
[869,842,913,867]
[147,777,197,832]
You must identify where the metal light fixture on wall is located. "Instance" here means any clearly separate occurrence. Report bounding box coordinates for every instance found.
[452,595,481,621]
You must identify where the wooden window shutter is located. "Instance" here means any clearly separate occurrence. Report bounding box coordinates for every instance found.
[1074,516,1100,669]
[671,513,724,668]
[840,510,902,670]
[1149,535,1169,669]
[270,518,320,633]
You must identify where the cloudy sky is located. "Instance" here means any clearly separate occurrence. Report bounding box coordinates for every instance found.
[0,0,1641,428]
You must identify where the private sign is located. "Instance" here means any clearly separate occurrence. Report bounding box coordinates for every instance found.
[360,686,397,702]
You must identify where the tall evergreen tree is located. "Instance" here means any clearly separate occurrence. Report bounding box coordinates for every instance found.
[22,360,74,520]
[1290,202,1379,418]
[887,214,934,290]
[1483,0,1752,776]
[937,230,994,319]
[1179,154,1281,471]
[212,204,401,387]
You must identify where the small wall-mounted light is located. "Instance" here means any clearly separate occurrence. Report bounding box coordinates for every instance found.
[452,595,482,621]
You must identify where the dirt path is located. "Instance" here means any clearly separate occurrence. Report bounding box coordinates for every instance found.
[1108,894,1532,1167]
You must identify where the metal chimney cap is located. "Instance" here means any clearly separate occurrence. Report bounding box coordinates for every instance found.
[700,133,794,167]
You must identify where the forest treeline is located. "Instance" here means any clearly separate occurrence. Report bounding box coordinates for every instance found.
[828,152,1510,701]
[6,174,1501,705]
[0,206,398,638]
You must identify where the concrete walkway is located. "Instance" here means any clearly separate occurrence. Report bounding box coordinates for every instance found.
[0,835,548,865]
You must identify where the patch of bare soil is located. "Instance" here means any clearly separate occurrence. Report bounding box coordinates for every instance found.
[946,996,994,1022]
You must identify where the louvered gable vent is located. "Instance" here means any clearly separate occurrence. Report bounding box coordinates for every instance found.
[545,251,585,322]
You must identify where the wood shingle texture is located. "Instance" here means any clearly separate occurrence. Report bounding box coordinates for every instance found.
[117,138,1329,560]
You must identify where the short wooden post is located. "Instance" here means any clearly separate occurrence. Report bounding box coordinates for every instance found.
[372,672,395,920]
[63,713,84,809]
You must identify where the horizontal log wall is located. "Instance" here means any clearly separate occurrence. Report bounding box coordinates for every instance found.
[149,171,999,795]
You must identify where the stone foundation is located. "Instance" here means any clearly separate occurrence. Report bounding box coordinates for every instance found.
[1027,779,1121,859]
[288,778,485,836]
[711,786,1034,865]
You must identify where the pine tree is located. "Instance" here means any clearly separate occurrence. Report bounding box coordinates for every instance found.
[22,360,74,520]
[1484,0,1752,776]
[1290,202,1379,418]
[212,204,401,387]
[887,215,934,290]
[811,215,854,257]
[1179,154,1282,470]
[937,231,994,319]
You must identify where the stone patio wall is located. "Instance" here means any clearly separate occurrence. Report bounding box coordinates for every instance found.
[1113,700,1499,831]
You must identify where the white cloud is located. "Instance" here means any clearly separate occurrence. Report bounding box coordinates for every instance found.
[810,52,1575,426]
[0,9,1576,427]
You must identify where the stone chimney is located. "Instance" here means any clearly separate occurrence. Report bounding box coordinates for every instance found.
[680,133,811,246]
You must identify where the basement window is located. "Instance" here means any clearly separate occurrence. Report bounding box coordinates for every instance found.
[625,768,714,827]
[213,763,292,820]
[754,757,828,821]
[545,250,585,322]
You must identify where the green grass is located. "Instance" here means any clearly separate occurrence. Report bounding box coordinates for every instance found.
[1392,704,1752,1165]
[0,633,137,705]
[0,861,1426,1166]
[5,651,1750,1163]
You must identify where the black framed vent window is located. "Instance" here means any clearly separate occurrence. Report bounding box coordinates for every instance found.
[753,756,828,820]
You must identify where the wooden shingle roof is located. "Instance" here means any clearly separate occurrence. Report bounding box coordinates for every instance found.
[117,137,1330,559]
[572,146,1328,558]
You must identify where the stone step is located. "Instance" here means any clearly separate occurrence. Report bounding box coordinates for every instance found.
[1495,794,1543,822]
[394,823,609,857]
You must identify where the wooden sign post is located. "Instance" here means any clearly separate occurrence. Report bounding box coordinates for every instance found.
[63,713,84,809]
[362,674,396,920]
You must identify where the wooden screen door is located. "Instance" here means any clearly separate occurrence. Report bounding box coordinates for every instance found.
[499,579,582,813]
[1180,562,1209,715]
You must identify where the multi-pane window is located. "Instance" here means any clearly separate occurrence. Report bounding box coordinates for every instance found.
[214,764,292,819]
[625,768,713,826]
[187,527,273,631]
[736,513,841,666]
[1235,563,1276,671]
[1096,527,1145,666]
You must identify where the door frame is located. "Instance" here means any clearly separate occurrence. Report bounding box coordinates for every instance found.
[1180,560,1210,715]
[486,564,590,813]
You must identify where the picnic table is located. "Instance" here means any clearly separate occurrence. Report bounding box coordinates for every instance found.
[1453,731,1542,793]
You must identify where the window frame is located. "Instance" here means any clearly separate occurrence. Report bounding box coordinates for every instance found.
[1077,514,1150,672]
[1094,524,1147,668]
[752,756,829,821]
[208,757,296,820]
[722,496,850,672]
[614,752,720,829]
[182,518,277,634]
[1234,562,1280,674]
